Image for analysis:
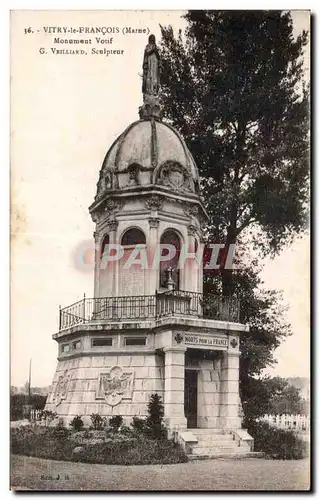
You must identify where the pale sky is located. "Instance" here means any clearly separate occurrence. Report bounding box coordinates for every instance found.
[10,10,310,387]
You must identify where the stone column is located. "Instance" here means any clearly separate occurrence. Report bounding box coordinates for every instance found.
[183,225,199,293]
[163,346,187,430]
[219,340,241,429]
[109,220,119,296]
[93,230,100,299]
[198,236,205,295]
[148,217,159,295]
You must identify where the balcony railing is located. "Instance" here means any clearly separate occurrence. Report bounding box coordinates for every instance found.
[59,291,240,332]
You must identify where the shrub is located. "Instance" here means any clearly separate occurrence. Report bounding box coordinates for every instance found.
[69,415,84,432]
[131,416,146,433]
[40,410,57,426]
[52,420,70,441]
[109,415,123,432]
[145,393,166,439]
[90,413,106,430]
[119,424,133,435]
[246,420,309,460]
[10,425,188,465]
[11,426,75,461]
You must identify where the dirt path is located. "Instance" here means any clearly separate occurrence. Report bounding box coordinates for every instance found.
[11,454,310,491]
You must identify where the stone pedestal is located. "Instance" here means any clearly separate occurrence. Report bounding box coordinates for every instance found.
[163,346,187,430]
[219,350,241,429]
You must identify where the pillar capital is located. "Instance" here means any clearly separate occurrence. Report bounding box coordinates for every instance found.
[225,350,240,357]
[187,224,197,236]
[108,219,118,232]
[163,346,187,354]
[148,217,160,229]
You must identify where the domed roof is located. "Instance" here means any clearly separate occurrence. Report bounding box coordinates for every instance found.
[95,118,200,200]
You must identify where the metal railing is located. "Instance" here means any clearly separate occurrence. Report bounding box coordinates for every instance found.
[59,291,240,331]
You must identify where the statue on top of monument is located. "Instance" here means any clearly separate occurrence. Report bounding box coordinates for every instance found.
[142,34,160,96]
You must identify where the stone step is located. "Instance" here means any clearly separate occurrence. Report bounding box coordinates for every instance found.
[192,445,248,455]
[194,435,234,444]
[188,451,265,461]
[188,428,227,435]
[195,440,238,448]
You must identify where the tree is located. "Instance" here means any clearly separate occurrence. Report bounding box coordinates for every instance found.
[268,378,303,415]
[145,393,166,439]
[159,10,309,416]
[159,10,309,294]
[242,376,303,423]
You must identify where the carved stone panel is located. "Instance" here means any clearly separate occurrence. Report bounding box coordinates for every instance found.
[156,162,193,193]
[96,366,134,406]
[52,370,71,406]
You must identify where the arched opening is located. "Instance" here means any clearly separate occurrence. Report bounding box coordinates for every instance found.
[121,228,146,246]
[100,233,110,260]
[159,230,181,290]
[195,237,199,253]
[119,228,147,297]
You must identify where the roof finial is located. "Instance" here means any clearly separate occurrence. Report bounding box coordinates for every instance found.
[139,34,162,119]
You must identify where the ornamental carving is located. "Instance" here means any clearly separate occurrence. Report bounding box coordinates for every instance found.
[157,162,193,193]
[52,370,71,406]
[91,210,104,224]
[145,195,164,211]
[175,333,184,344]
[96,366,134,406]
[108,220,119,232]
[127,163,141,186]
[104,199,124,216]
[230,338,238,349]
[148,217,160,229]
[96,171,113,200]
[187,224,198,236]
[186,204,199,218]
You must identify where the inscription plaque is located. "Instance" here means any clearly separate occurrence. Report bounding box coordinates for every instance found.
[120,250,145,296]
[185,335,228,350]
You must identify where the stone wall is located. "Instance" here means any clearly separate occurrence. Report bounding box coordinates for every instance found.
[45,352,164,426]
[197,357,222,428]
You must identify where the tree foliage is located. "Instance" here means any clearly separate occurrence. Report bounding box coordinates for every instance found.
[242,376,303,421]
[159,10,309,271]
[10,394,47,421]
[204,255,291,378]
[158,10,309,385]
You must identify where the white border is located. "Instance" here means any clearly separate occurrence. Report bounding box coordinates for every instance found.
[3,3,315,499]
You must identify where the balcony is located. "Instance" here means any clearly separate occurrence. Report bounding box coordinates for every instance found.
[59,291,240,332]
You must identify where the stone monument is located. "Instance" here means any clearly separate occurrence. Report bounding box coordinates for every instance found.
[45,35,254,457]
